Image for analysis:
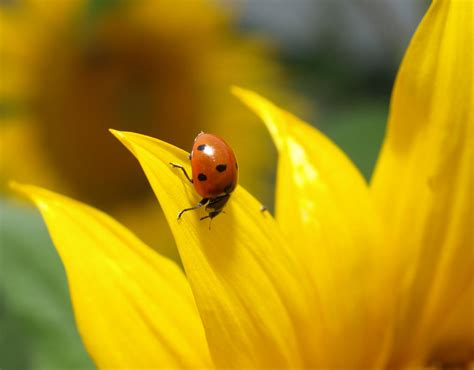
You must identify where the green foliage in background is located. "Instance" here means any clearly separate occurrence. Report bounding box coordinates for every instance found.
[321,100,388,181]
[0,200,95,370]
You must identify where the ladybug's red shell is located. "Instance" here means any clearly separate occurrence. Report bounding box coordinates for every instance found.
[190,133,238,198]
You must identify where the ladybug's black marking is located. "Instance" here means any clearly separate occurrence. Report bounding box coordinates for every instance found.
[198,173,207,182]
[224,183,234,194]
[235,162,238,169]
[197,144,206,151]
[216,164,227,172]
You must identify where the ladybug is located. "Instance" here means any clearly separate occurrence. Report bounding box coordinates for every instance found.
[170,132,238,221]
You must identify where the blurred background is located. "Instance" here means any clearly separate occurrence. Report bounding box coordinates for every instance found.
[1,0,428,369]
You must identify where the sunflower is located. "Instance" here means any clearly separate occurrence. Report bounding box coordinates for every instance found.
[11,0,472,368]
[1,0,291,256]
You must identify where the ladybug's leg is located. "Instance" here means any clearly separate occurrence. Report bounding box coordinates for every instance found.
[169,162,193,183]
[178,198,208,220]
[200,211,220,230]
[200,211,221,221]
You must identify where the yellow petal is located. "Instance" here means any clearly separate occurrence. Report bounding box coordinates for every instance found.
[371,0,473,365]
[232,87,380,367]
[111,130,314,368]
[10,183,212,369]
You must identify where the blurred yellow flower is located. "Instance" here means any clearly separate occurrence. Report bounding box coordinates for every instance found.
[11,0,472,368]
[0,0,292,257]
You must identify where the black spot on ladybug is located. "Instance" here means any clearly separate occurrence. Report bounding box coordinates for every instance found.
[235,162,238,169]
[224,183,234,194]
[198,173,207,182]
[216,164,227,172]
[197,144,206,151]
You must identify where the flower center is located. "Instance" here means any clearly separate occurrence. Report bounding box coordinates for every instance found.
[31,15,201,207]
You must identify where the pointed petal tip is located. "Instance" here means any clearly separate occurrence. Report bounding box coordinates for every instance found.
[108,128,120,136]
[8,180,21,191]
[109,128,123,142]
[231,86,287,151]
[9,181,54,197]
[8,181,34,203]
[9,181,38,198]
[230,85,248,97]
[7,182,56,212]
[231,86,266,115]
[108,128,127,138]
[110,130,190,166]
[109,129,141,158]
[231,85,263,109]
